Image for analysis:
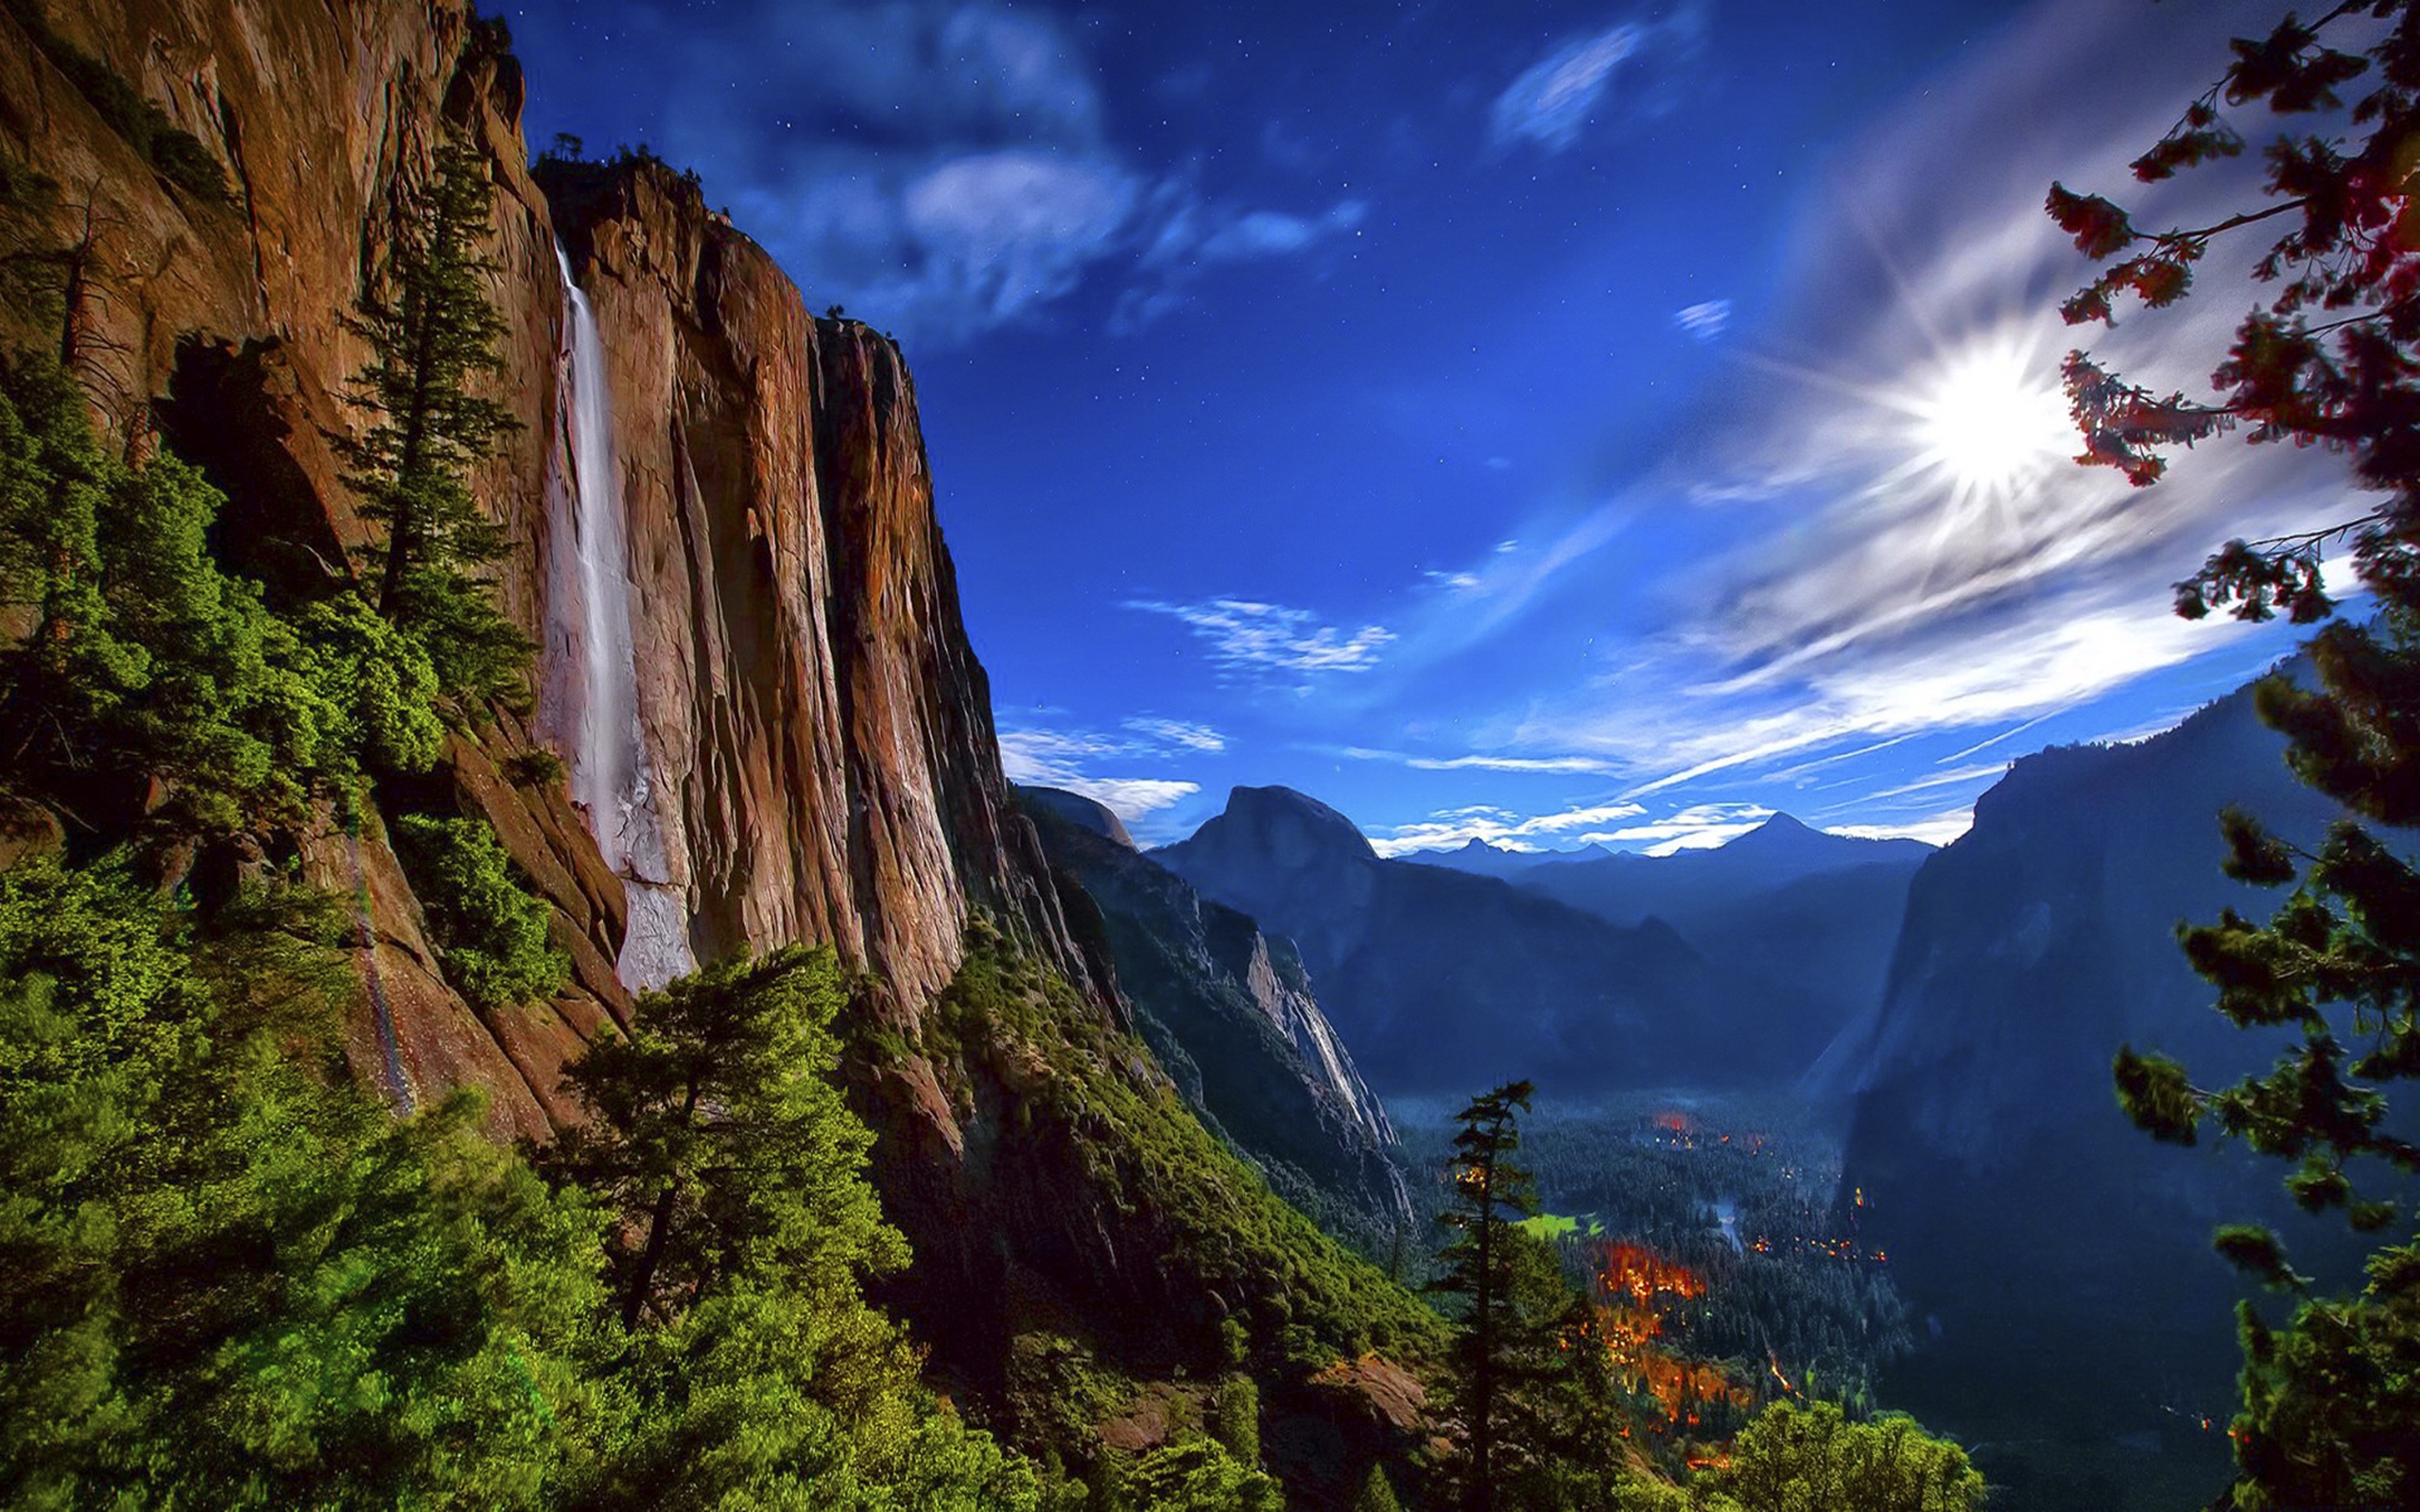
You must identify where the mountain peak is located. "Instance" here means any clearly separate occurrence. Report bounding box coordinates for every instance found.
[1211,785,1377,861]
[1015,785,1135,849]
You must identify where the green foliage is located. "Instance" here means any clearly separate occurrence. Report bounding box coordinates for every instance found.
[0,856,611,1508]
[1120,1435,1283,1512]
[2,0,232,203]
[1709,1400,1986,1512]
[540,945,1029,1510]
[1209,1375,1258,1464]
[2058,6,2420,1502]
[393,814,565,1012]
[1352,1465,1405,1512]
[0,353,427,834]
[1428,1081,1545,1512]
[337,127,530,706]
[0,861,1044,1509]
[542,947,903,1329]
[2227,1243,2420,1512]
[923,943,1444,1374]
[503,747,568,790]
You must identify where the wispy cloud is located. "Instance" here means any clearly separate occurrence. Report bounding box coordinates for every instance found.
[1114,189,1370,329]
[1490,8,1705,154]
[1674,300,1730,339]
[1371,798,1651,856]
[1417,0,2325,821]
[996,715,1224,830]
[1122,716,1226,752]
[1340,747,1621,775]
[620,1,1369,343]
[1830,809,1976,847]
[1127,598,1396,677]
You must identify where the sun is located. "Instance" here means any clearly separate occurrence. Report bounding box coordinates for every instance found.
[1904,335,2075,503]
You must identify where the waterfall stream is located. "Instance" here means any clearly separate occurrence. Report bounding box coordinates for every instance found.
[544,242,695,993]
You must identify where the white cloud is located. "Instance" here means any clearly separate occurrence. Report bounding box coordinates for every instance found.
[1054,777,1201,820]
[1128,597,1396,677]
[1122,716,1226,752]
[636,1,1368,344]
[1197,200,1368,261]
[1372,798,1651,856]
[1673,300,1730,339]
[1114,193,1370,330]
[899,152,1141,321]
[1831,809,1976,847]
[996,719,1214,829]
[1414,0,2331,818]
[1340,747,1621,775]
[1572,801,1774,855]
[1491,9,1704,154]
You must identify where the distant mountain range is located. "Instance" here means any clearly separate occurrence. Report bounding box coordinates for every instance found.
[1150,789,1930,1095]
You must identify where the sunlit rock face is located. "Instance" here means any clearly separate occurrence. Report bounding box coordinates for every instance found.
[3,0,1092,1135]
[1155,786,1752,1097]
[1018,787,1411,1246]
[1824,679,2345,1454]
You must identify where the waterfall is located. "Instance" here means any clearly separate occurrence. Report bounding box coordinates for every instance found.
[543,241,695,993]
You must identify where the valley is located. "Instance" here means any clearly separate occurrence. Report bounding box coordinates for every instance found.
[6,1,2415,1508]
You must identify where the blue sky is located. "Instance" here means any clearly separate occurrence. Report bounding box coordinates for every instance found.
[500,0,2342,850]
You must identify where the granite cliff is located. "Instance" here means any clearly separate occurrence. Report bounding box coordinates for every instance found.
[1822,681,2350,1484]
[1018,785,1411,1253]
[0,0,1090,1131]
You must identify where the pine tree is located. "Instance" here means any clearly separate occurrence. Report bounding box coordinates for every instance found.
[2051,4,2420,1503]
[336,127,529,707]
[1429,1080,1537,1512]
[537,946,1034,1509]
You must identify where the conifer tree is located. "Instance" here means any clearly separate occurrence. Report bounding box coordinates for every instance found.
[1429,1080,1537,1512]
[2051,3,2420,1503]
[337,127,528,706]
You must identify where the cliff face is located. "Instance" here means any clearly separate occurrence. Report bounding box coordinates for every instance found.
[0,0,1090,1143]
[1825,683,2346,1454]
[1018,787,1410,1249]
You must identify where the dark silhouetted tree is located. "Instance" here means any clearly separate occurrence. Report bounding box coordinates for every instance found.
[1430,1080,1536,1512]
[2053,3,2420,1503]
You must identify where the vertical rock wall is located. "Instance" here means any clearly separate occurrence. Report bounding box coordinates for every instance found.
[0,0,1091,1144]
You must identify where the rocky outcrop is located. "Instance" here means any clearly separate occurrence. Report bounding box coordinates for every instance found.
[1019,786,1410,1249]
[1020,784,1136,849]
[0,0,1091,1152]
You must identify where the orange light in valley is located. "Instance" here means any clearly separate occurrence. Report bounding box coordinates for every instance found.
[1589,1241,1746,1428]
[1599,1242,1707,1304]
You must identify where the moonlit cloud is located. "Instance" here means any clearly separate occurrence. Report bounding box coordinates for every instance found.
[1490,8,1704,153]
[1122,716,1227,751]
[620,0,1373,343]
[996,715,1226,832]
[1831,809,1976,847]
[1127,598,1396,677]
[1340,747,1622,774]
[1673,300,1730,339]
[1372,798,1651,855]
[1414,0,2327,831]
